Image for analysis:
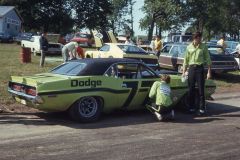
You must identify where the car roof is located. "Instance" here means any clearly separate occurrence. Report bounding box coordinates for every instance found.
[105,43,136,46]
[69,58,141,75]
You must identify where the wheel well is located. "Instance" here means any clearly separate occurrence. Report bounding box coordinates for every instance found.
[68,96,104,111]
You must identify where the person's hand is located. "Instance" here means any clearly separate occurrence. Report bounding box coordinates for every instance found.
[207,71,211,79]
[182,72,186,77]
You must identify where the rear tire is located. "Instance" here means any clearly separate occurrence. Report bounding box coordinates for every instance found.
[68,96,103,122]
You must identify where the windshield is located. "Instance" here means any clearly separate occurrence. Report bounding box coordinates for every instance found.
[117,45,148,54]
[50,62,87,76]
[208,48,225,55]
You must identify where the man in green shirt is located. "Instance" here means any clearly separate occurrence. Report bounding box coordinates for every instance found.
[147,74,174,121]
[182,32,212,115]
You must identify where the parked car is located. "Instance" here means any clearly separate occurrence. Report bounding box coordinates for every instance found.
[14,32,34,44]
[71,32,93,47]
[85,43,159,69]
[8,58,216,122]
[21,35,63,55]
[225,41,239,53]
[139,44,155,54]
[0,32,13,43]
[159,43,239,73]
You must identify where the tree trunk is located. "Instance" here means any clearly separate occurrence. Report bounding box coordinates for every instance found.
[148,18,155,41]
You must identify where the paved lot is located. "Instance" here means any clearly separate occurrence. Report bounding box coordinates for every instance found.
[0,94,240,160]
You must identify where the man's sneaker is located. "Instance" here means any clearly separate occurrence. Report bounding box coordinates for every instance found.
[154,112,162,121]
[196,109,205,116]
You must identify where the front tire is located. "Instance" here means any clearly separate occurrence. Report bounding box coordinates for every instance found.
[68,96,103,122]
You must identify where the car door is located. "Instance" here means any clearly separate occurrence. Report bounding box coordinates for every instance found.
[169,45,179,70]
[120,63,159,110]
[159,44,173,69]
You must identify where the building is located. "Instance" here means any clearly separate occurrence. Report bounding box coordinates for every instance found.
[0,6,23,36]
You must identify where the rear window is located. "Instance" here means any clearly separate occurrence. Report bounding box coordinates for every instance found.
[117,45,148,54]
[50,62,87,76]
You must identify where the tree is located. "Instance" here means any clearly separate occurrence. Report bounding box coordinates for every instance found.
[185,0,240,40]
[140,0,184,40]
[108,0,135,36]
[72,0,112,31]
[0,0,74,34]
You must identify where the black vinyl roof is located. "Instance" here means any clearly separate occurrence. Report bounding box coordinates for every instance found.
[69,58,140,76]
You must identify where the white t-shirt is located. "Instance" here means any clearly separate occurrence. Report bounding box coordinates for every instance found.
[64,42,78,51]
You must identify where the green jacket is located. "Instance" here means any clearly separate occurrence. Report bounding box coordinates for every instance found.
[149,81,172,107]
[183,42,211,68]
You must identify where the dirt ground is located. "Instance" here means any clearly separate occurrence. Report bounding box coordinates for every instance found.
[1,84,240,114]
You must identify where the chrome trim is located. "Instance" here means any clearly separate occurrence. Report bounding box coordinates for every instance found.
[8,88,36,100]
[8,88,43,104]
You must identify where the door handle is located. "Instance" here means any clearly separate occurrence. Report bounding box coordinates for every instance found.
[122,83,127,88]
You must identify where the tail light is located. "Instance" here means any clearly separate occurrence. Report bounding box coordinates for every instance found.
[25,88,36,96]
[10,82,36,96]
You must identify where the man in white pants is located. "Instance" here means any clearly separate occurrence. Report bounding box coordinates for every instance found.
[62,42,78,62]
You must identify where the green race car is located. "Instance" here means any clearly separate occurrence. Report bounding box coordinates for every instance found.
[8,58,216,122]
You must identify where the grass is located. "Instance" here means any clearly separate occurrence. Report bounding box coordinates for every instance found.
[0,43,239,106]
[0,43,61,105]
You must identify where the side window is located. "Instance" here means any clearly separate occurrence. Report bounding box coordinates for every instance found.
[104,64,118,78]
[99,44,110,51]
[116,63,138,79]
[161,45,172,54]
[139,64,157,79]
[170,46,178,57]
[179,45,187,58]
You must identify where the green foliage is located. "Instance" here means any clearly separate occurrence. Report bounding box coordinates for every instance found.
[72,0,113,30]
[108,0,135,36]
[140,0,184,40]
[0,0,74,34]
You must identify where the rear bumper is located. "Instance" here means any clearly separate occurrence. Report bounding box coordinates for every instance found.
[8,89,42,105]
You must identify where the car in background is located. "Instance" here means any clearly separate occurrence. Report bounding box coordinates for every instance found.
[14,32,34,44]
[0,32,13,43]
[138,44,155,54]
[8,58,216,122]
[159,43,239,73]
[21,34,63,56]
[225,41,238,53]
[71,32,93,47]
[85,43,159,69]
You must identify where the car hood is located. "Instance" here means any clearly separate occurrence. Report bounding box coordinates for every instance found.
[210,54,236,61]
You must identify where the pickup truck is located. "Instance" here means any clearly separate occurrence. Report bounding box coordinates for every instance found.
[21,34,63,55]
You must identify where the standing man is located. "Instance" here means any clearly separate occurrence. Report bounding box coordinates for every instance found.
[182,32,212,115]
[62,41,78,62]
[39,32,49,67]
[125,36,134,45]
[154,35,163,58]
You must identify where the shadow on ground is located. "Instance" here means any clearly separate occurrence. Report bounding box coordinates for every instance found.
[0,101,239,129]
[213,72,240,83]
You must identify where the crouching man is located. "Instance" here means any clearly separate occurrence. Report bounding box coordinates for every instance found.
[146,74,174,121]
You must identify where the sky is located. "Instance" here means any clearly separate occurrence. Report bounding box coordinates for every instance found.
[132,0,146,36]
